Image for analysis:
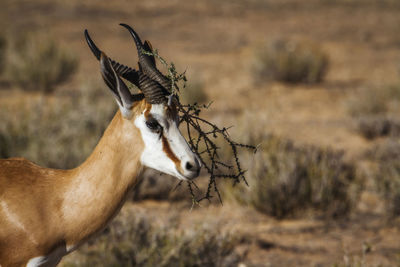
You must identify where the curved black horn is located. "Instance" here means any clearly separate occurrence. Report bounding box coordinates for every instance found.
[138,73,169,104]
[84,29,101,60]
[84,29,140,86]
[119,23,171,91]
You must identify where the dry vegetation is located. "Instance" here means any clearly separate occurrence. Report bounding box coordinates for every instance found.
[366,139,400,217]
[346,84,400,139]
[252,39,329,84]
[225,135,357,219]
[7,33,78,93]
[0,0,400,266]
[62,206,242,267]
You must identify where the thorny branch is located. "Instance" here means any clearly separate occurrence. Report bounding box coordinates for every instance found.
[143,49,256,204]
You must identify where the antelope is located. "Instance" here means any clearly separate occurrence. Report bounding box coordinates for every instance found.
[0,24,201,267]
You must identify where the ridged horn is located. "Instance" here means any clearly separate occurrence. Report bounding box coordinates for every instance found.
[119,23,171,91]
[138,73,169,104]
[84,29,140,86]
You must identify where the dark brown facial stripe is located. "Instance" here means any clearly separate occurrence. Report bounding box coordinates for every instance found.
[161,135,182,173]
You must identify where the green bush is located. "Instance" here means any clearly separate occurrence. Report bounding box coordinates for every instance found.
[7,34,78,93]
[252,39,329,84]
[226,135,357,219]
[0,83,115,169]
[62,208,242,267]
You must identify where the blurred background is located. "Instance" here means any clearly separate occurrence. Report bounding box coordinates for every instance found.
[1,0,400,266]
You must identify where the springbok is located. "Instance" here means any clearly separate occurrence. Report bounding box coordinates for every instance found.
[0,24,200,267]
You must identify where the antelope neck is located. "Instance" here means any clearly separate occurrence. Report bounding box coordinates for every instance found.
[61,111,144,249]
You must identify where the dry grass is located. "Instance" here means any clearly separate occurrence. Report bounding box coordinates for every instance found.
[7,33,78,93]
[332,244,372,267]
[366,139,400,217]
[355,116,400,140]
[346,84,400,139]
[251,39,329,85]
[62,207,242,267]
[346,87,390,118]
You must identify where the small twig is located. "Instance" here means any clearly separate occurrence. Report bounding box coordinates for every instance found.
[172,180,184,192]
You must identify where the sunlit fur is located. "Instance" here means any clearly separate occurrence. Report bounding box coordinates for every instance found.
[0,98,199,267]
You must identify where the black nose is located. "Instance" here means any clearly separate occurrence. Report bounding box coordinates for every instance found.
[184,158,200,174]
[185,161,194,170]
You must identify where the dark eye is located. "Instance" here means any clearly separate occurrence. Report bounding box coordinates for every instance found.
[146,118,161,132]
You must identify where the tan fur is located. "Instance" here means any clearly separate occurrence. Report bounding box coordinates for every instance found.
[0,100,148,267]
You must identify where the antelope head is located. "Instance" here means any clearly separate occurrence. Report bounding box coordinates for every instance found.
[85,24,201,180]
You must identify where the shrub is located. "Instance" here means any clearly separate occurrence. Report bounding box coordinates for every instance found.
[7,34,78,93]
[252,39,329,84]
[0,83,115,169]
[62,208,242,267]
[354,116,400,139]
[366,139,400,217]
[226,135,357,219]
[347,85,400,139]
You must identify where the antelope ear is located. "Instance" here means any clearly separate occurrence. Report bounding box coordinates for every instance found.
[100,52,143,118]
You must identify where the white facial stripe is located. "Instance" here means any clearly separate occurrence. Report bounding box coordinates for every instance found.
[135,105,180,179]
[135,103,198,180]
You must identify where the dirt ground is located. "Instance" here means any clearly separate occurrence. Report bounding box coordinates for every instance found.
[1,0,400,266]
